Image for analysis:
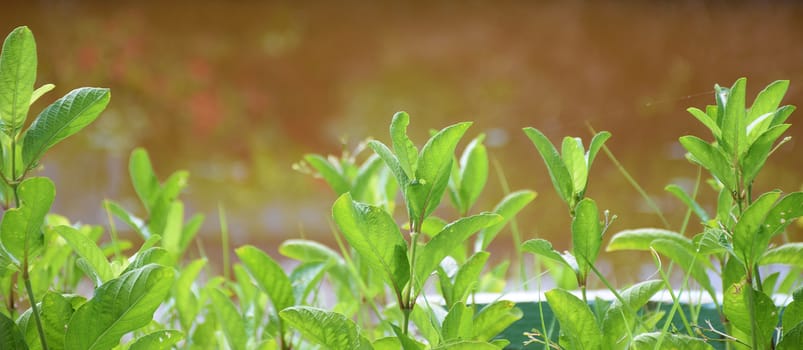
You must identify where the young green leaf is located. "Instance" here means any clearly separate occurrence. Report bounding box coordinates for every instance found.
[408,121,472,223]
[601,280,664,350]
[778,323,803,350]
[0,26,37,135]
[449,251,489,307]
[475,190,536,251]
[29,83,54,106]
[720,77,747,158]
[369,139,409,190]
[0,312,27,350]
[687,107,722,139]
[414,213,501,290]
[128,330,183,350]
[521,238,578,273]
[209,289,247,350]
[432,341,500,350]
[747,80,789,130]
[128,148,160,210]
[103,200,148,238]
[280,238,343,263]
[741,124,791,185]
[65,264,174,350]
[562,136,588,197]
[586,131,611,170]
[21,87,110,171]
[52,225,113,285]
[391,111,418,178]
[572,198,601,279]
[174,258,206,331]
[472,300,523,342]
[332,193,410,294]
[630,332,713,350]
[546,289,602,350]
[0,177,55,266]
[280,306,369,350]
[235,245,294,311]
[304,154,351,195]
[17,291,74,350]
[651,238,716,300]
[523,127,573,205]
[456,135,488,214]
[782,298,803,338]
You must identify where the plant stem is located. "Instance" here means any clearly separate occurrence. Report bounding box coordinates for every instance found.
[218,204,230,282]
[23,261,49,350]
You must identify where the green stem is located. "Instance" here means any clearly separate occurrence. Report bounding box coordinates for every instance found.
[492,157,528,289]
[23,262,49,350]
[218,204,230,282]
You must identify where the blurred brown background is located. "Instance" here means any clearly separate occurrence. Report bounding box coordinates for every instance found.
[5,1,803,284]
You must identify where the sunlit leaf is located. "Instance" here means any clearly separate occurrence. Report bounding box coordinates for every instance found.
[665,184,709,222]
[723,279,777,347]
[443,302,473,341]
[457,135,488,214]
[128,148,160,210]
[475,190,536,251]
[687,107,721,139]
[741,124,791,185]
[128,330,183,350]
[280,306,368,350]
[449,251,489,308]
[562,136,588,197]
[572,198,601,279]
[747,80,789,134]
[174,258,206,331]
[30,83,54,106]
[678,135,736,191]
[733,191,780,265]
[236,245,294,311]
[546,288,602,350]
[606,228,691,252]
[65,264,174,350]
[304,154,350,195]
[209,289,247,350]
[53,225,113,285]
[523,127,573,205]
[522,238,577,272]
[472,300,522,342]
[720,77,747,158]
[0,26,36,135]
[760,243,803,268]
[631,332,713,350]
[390,111,418,178]
[0,177,54,266]
[280,238,343,263]
[0,312,27,350]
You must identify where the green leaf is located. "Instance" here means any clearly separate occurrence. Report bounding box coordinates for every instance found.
[103,200,148,238]
[687,107,721,139]
[30,83,54,106]
[65,264,174,350]
[742,124,791,185]
[733,191,780,265]
[432,341,500,350]
[475,190,536,251]
[572,198,601,279]
[747,80,789,131]
[720,77,747,158]
[235,245,294,311]
[128,330,183,350]
[53,225,113,285]
[761,243,803,268]
[521,238,577,272]
[414,213,501,290]
[761,191,803,239]
[443,302,474,341]
[209,289,247,350]
[22,87,110,170]
[290,261,329,302]
[390,111,418,178]
[723,280,778,347]
[457,135,488,214]
[472,300,523,342]
[778,323,803,350]
[586,131,611,170]
[122,247,172,275]
[0,312,27,350]
[651,238,716,300]
[332,193,409,294]
[368,140,409,191]
[408,122,472,223]
[606,228,691,252]
[41,291,74,350]
[665,184,710,222]
[782,299,803,336]
[146,170,188,237]
[546,289,602,350]
[562,136,588,197]
[280,239,343,263]
[174,258,206,331]
[601,280,664,350]
[523,127,573,205]
[0,177,54,266]
[450,251,489,307]
[678,135,736,191]
[631,332,713,350]
[280,306,367,350]
[304,154,351,195]
[0,26,37,135]
[129,148,160,210]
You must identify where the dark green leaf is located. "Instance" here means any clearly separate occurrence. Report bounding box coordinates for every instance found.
[546,289,602,350]
[523,127,573,205]
[0,312,27,350]
[22,87,110,170]
[0,26,37,135]
[476,190,536,251]
[678,135,736,191]
[0,177,54,266]
[778,322,803,350]
[65,264,174,350]
[236,245,294,311]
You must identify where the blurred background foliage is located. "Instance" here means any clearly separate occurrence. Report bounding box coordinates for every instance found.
[4,0,802,283]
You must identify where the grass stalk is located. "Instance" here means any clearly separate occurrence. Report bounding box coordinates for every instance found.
[491,157,528,289]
